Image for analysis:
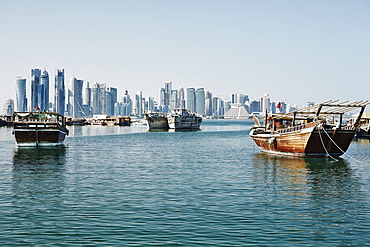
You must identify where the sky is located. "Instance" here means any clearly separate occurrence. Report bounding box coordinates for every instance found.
[1,0,369,109]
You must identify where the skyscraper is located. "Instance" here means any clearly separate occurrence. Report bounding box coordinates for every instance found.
[164,81,172,106]
[122,89,132,116]
[196,88,205,115]
[134,91,143,116]
[54,69,65,115]
[91,82,107,115]
[178,87,185,108]
[170,89,178,109]
[40,69,49,111]
[205,91,212,116]
[3,98,14,115]
[107,87,118,116]
[262,93,271,114]
[68,77,84,117]
[31,68,41,110]
[15,76,27,112]
[186,87,196,113]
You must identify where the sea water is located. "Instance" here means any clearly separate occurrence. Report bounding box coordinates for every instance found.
[0,120,370,246]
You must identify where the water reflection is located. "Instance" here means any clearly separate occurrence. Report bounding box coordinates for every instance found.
[12,147,67,211]
[251,153,367,223]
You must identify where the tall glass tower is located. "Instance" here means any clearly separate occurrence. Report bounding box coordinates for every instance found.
[186,87,196,113]
[15,76,27,112]
[54,69,65,115]
[196,88,205,115]
[31,68,41,110]
[68,77,84,117]
[40,69,49,111]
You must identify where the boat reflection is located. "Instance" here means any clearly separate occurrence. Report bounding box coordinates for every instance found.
[251,152,357,205]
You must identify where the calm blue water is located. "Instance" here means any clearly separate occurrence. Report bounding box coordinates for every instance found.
[1,120,370,246]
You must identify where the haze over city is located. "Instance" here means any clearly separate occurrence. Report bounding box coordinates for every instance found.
[1,0,369,108]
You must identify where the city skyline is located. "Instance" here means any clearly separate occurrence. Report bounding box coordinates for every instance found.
[4,67,302,117]
[1,1,369,109]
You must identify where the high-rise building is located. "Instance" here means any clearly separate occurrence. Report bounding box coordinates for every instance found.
[91,82,107,115]
[122,89,132,116]
[3,98,14,115]
[186,87,196,113]
[262,93,271,114]
[134,91,143,116]
[31,68,41,110]
[15,76,27,112]
[107,87,117,116]
[54,69,65,115]
[68,77,84,117]
[178,87,185,108]
[148,96,155,111]
[205,91,212,116]
[196,88,205,115]
[170,89,178,109]
[39,69,49,111]
[164,81,172,106]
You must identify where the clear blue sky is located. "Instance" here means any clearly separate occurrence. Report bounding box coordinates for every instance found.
[1,0,369,108]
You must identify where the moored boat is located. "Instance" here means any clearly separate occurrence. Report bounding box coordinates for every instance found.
[167,108,202,130]
[12,112,69,147]
[144,112,169,130]
[249,100,369,157]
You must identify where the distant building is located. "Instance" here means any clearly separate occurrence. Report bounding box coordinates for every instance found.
[3,98,14,115]
[122,89,132,116]
[15,76,27,112]
[186,87,196,112]
[196,88,205,115]
[170,89,178,109]
[224,103,249,119]
[31,68,41,110]
[134,91,143,116]
[39,69,49,111]
[262,93,271,114]
[205,91,212,116]
[107,87,118,116]
[68,77,84,117]
[178,87,185,109]
[54,69,65,115]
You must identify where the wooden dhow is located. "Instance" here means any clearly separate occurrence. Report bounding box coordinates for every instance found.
[12,112,69,147]
[249,100,370,157]
[144,112,169,130]
[167,108,202,130]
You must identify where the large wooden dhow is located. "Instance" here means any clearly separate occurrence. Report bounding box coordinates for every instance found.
[249,100,369,157]
[12,112,69,147]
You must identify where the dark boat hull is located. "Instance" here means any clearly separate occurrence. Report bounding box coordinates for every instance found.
[14,127,68,147]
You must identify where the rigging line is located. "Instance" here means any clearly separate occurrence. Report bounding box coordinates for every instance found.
[318,126,338,161]
[321,127,368,165]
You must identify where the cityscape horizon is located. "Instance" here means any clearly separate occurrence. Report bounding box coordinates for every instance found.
[2,67,310,118]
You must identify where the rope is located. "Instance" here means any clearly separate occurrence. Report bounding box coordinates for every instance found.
[321,126,367,165]
[317,126,338,161]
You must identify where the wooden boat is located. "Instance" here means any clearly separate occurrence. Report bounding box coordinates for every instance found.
[12,112,69,147]
[144,112,169,130]
[249,100,369,157]
[167,108,202,130]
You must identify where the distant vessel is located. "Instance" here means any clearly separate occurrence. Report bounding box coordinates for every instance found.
[250,100,369,157]
[89,116,131,126]
[144,112,169,130]
[167,108,202,130]
[12,112,69,147]
[356,113,370,138]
